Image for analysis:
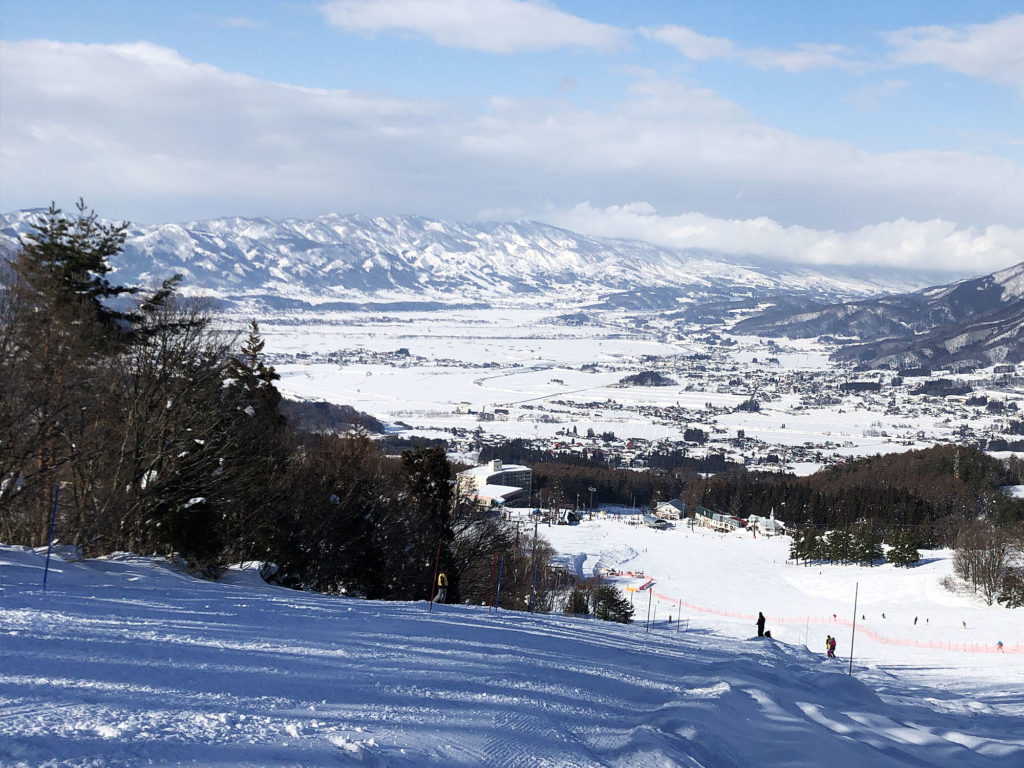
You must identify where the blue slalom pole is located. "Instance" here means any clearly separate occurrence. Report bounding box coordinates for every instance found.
[494,556,504,612]
[42,483,60,591]
[531,563,537,613]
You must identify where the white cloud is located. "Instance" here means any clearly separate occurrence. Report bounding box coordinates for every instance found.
[744,43,863,74]
[457,71,1024,230]
[320,0,626,53]
[644,24,864,72]
[843,79,911,112]
[557,75,578,93]
[217,17,264,29]
[645,25,734,61]
[886,14,1024,94]
[0,40,450,221]
[1,39,1022,271]
[545,202,1024,274]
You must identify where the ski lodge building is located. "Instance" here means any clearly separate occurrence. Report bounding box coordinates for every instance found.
[654,499,688,520]
[693,505,746,532]
[457,459,532,508]
[746,510,786,536]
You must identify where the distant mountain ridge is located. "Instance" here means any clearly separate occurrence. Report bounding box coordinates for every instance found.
[733,261,1024,369]
[1,209,944,313]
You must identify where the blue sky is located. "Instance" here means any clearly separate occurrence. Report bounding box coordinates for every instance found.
[2,1,1023,272]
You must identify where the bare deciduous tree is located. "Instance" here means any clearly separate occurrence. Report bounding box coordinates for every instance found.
[953,521,1018,605]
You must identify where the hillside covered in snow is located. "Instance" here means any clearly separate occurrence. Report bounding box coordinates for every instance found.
[2,520,1021,767]
[0,210,938,314]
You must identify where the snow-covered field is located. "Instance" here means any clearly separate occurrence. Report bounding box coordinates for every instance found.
[540,516,1022,675]
[2,522,1021,767]
[257,310,1002,469]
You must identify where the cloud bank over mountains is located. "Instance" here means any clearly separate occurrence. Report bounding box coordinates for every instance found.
[1,5,1023,275]
[547,203,1024,273]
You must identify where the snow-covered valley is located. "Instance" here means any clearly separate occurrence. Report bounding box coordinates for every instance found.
[257,309,1020,474]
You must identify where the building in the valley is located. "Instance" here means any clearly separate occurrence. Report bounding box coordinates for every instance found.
[457,459,532,507]
[693,505,746,532]
[654,499,688,520]
[747,510,786,536]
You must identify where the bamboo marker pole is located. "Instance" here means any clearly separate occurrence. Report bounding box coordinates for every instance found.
[849,582,859,676]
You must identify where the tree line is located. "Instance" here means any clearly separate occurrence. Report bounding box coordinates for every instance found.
[684,445,1024,547]
[686,446,1024,607]
[788,525,920,568]
[0,202,561,610]
[488,438,734,509]
[490,435,1024,607]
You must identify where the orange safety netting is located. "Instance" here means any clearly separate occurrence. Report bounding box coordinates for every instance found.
[649,590,1020,654]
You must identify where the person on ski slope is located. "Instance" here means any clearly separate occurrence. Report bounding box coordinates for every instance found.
[828,636,837,659]
[436,572,448,604]
[757,612,766,637]
[826,635,834,659]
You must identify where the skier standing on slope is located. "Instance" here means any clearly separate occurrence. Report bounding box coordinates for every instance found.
[436,572,448,604]
[757,611,766,637]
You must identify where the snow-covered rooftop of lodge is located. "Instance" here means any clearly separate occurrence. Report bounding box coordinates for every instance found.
[2,531,1022,767]
[458,462,530,477]
[469,483,524,502]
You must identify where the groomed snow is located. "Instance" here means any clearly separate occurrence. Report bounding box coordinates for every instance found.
[2,528,1021,767]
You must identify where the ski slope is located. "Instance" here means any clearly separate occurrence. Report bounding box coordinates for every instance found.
[540,516,1023,689]
[1,532,1022,767]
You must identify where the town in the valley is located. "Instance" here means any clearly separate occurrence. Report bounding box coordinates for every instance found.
[261,310,1024,491]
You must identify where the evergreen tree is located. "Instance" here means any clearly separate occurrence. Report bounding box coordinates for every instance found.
[399,445,455,597]
[13,200,135,327]
[225,320,282,422]
[887,528,920,567]
[826,529,854,564]
[789,528,806,563]
[591,585,634,623]
[12,200,182,338]
[220,319,287,563]
[565,587,590,615]
[806,529,824,562]
[998,568,1024,608]
[852,523,884,566]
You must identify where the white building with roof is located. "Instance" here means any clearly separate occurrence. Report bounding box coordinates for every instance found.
[747,510,786,536]
[457,459,532,507]
[654,499,688,520]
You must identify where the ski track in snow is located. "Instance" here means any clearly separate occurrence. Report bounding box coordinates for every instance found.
[1,540,1022,768]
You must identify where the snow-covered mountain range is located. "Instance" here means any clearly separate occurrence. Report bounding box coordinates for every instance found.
[734,260,1024,369]
[0,210,943,313]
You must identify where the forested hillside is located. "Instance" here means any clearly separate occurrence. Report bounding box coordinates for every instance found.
[686,445,1024,547]
[0,203,549,608]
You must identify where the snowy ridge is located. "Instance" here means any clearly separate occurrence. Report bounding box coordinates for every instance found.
[734,253,1024,368]
[2,534,1021,767]
[0,210,934,311]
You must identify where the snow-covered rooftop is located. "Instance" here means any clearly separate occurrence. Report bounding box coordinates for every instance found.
[459,462,530,477]
[470,483,524,501]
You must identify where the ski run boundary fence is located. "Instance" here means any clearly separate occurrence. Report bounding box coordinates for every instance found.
[649,590,1020,655]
